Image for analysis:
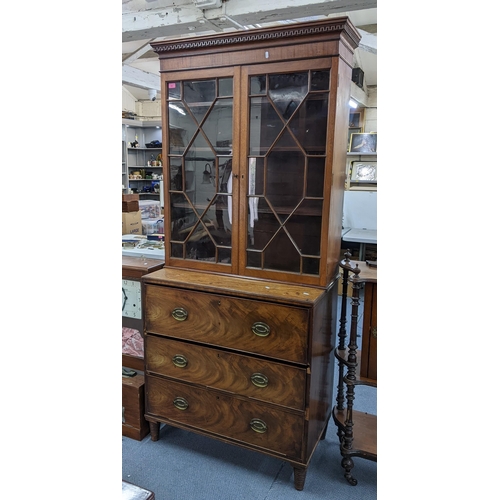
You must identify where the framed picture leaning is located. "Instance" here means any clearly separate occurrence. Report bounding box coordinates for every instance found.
[349,132,377,153]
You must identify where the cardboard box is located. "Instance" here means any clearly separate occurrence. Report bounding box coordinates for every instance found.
[122,211,142,235]
[122,200,140,212]
[122,193,139,202]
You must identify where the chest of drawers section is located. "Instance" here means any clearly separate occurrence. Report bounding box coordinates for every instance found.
[142,268,337,491]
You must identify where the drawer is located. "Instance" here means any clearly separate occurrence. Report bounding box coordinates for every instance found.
[146,336,306,410]
[145,285,309,363]
[146,376,305,460]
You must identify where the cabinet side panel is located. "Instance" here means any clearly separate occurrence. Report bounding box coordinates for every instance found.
[326,55,352,283]
[306,285,336,457]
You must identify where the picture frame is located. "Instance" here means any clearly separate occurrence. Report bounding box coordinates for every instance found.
[347,127,362,150]
[349,132,377,153]
[350,161,377,183]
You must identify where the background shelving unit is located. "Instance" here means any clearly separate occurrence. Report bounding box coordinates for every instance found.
[122,140,127,194]
[122,119,163,201]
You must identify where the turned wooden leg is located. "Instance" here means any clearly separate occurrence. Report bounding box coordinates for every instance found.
[149,421,160,441]
[293,467,307,491]
[341,456,357,486]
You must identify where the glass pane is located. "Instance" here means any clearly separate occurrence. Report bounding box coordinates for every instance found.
[248,157,265,196]
[202,99,233,152]
[185,222,215,261]
[171,242,183,258]
[268,72,308,120]
[311,71,330,91]
[218,247,231,264]
[171,200,197,242]
[246,250,262,268]
[168,76,234,265]
[213,193,232,234]
[266,148,305,217]
[218,78,233,97]
[184,80,216,124]
[250,75,266,95]
[187,131,215,166]
[252,205,277,251]
[302,257,320,275]
[263,228,300,273]
[287,199,323,256]
[184,80,216,104]
[289,93,329,154]
[167,82,181,100]
[306,158,325,198]
[249,97,282,155]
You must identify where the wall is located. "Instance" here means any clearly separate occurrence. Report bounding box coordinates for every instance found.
[363,87,377,133]
[122,86,162,120]
[122,87,137,114]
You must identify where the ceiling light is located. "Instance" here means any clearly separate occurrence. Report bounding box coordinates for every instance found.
[349,98,358,108]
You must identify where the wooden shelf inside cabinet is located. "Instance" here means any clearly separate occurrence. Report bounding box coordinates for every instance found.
[332,251,377,486]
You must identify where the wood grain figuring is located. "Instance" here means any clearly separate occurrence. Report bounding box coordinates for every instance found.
[146,376,305,460]
[146,335,306,410]
[145,285,309,363]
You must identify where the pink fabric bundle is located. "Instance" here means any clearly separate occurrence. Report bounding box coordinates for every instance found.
[122,327,144,358]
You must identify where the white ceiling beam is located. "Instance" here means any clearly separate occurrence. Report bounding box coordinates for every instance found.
[122,0,377,42]
[357,29,377,55]
[122,40,154,64]
[122,65,161,91]
[350,81,368,107]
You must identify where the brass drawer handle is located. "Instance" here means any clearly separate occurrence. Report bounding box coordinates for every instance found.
[172,354,188,368]
[172,307,188,321]
[122,407,125,423]
[250,373,269,388]
[250,418,267,434]
[251,321,270,337]
[173,397,189,411]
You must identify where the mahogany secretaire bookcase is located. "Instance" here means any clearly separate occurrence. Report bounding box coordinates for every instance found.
[141,17,361,491]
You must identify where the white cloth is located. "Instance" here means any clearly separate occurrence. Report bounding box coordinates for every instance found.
[248,158,258,228]
[227,173,233,224]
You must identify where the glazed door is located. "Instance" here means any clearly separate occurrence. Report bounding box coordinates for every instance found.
[164,67,241,273]
[238,59,335,284]
[164,60,336,283]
